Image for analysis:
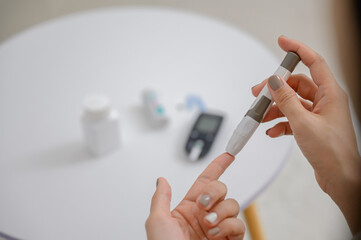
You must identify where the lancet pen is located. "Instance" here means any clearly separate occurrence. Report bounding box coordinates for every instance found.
[226,52,301,156]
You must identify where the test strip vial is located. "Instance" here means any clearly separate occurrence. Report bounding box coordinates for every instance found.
[142,89,169,127]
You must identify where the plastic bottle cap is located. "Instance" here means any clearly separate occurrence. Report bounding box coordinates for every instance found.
[83,94,111,119]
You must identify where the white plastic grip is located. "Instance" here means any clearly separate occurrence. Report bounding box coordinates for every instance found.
[251,65,291,109]
[225,60,297,156]
[225,116,260,156]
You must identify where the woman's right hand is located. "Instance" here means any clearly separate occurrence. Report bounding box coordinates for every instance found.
[252,36,361,234]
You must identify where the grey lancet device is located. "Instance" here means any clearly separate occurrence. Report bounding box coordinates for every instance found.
[246,96,272,123]
[226,51,301,156]
[245,51,300,123]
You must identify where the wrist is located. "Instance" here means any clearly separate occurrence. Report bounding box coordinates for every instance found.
[332,155,361,235]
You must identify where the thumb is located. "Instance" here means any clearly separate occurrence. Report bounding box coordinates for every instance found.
[150,177,172,215]
[267,75,307,123]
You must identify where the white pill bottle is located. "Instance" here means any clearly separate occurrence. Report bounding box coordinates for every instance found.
[81,94,120,156]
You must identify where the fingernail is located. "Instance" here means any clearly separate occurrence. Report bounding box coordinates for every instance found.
[268,75,283,91]
[198,195,211,207]
[156,178,159,187]
[266,129,270,135]
[205,212,218,224]
[251,83,259,90]
[280,34,288,38]
[208,227,220,236]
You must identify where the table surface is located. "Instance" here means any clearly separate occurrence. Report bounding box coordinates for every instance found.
[0,7,293,240]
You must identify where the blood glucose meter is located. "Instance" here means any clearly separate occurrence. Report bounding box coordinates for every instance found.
[185,112,224,161]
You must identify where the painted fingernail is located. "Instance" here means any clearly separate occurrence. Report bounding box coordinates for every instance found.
[208,227,220,236]
[205,212,218,224]
[198,195,211,207]
[268,75,283,91]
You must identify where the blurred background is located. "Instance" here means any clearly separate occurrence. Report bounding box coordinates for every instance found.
[0,0,360,239]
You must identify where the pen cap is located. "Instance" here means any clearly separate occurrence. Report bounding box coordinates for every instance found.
[280,52,301,72]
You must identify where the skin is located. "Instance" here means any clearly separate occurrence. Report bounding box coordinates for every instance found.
[145,35,361,238]
[252,36,361,235]
[145,153,245,240]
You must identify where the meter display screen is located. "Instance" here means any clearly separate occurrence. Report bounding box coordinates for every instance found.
[195,115,222,133]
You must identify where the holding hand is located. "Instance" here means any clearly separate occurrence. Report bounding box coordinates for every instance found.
[252,36,361,234]
[146,153,245,240]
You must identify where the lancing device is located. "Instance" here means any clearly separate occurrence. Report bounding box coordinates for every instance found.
[226,51,301,156]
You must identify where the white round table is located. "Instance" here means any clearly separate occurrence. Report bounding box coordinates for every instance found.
[0,7,293,240]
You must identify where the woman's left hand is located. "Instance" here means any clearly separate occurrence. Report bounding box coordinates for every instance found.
[145,153,245,240]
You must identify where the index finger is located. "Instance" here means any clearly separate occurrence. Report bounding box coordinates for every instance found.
[183,152,235,201]
[278,36,337,87]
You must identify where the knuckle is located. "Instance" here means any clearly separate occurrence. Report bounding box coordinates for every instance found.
[316,53,325,64]
[293,73,308,80]
[145,217,152,229]
[308,51,318,64]
[217,181,228,194]
[196,175,211,185]
[276,89,297,106]
[324,84,347,102]
[240,220,246,234]
[203,181,228,200]
[235,235,245,240]
[233,218,246,235]
[227,198,240,210]
[211,180,227,193]
[309,50,324,65]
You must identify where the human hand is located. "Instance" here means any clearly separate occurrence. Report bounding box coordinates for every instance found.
[252,36,361,234]
[145,153,245,240]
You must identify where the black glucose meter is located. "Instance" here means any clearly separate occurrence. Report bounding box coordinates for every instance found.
[185,112,224,161]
